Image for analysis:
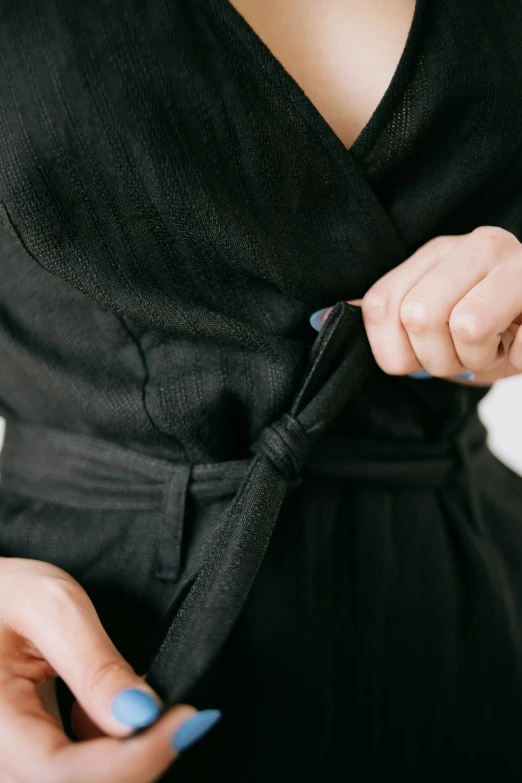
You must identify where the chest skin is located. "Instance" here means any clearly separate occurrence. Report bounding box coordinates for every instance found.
[227,0,417,151]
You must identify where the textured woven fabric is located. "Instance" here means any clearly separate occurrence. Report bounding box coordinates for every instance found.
[1,0,522,780]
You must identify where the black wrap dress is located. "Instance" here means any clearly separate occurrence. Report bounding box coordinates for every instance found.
[1,0,522,780]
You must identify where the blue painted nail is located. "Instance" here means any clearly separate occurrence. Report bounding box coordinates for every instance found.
[171,710,222,753]
[309,307,332,331]
[455,371,475,380]
[110,688,161,729]
[409,370,433,379]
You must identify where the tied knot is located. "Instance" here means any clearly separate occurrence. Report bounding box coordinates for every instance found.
[254,413,308,486]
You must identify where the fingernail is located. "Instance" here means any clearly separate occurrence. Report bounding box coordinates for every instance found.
[171,709,222,753]
[309,307,332,331]
[110,688,161,729]
[455,371,475,380]
[408,370,433,379]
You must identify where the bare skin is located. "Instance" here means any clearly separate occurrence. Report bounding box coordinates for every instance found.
[227,0,417,151]
[228,1,522,385]
[0,557,200,783]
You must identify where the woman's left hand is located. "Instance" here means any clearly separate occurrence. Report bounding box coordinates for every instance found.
[310,226,522,386]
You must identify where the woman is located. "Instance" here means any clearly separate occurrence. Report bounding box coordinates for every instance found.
[1,0,522,780]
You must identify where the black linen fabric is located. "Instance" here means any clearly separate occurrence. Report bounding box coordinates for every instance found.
[1,0,522,780]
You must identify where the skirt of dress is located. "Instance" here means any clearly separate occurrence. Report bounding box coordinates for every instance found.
[2,417,522,782]
[171,441,522,783]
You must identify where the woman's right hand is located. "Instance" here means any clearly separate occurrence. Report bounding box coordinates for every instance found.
[0,556,221,783]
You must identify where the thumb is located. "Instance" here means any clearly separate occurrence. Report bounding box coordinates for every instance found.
[71,698,105,740]
[18,579,165,738]
[71,674,151,740]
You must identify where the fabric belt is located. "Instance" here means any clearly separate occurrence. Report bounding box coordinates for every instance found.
[0,302,486,705]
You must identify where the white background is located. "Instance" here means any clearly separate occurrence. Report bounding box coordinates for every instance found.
[0,374,521,474]
[477,374,522,476]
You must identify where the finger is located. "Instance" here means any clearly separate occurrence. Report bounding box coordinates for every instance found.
[507,323,522,371]
[381,327,522,386]
[398,235,495,376]
[445,326,521,385]
[71,672,150,740]
[61,708,221,783]
[35,678,64,730]
[455,343,521,386]
[449,252,522,371]
[4,576,164,738]
[0,671,203,783]
[359,237,448,374]
[71,699,105,740]
[0,674,71,779]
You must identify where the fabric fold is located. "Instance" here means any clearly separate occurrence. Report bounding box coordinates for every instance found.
[0,301,490,707]
[146,301,379,703]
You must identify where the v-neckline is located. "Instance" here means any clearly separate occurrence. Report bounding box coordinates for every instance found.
[206,0,428,173]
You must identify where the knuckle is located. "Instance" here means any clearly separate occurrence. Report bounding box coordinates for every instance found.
[467,225,514,261]
[449,307,491,344]
[469,224,506,243]
[19,577,92,655]
[362,288,391,322]
[435,234,456,247]
[399,296,431,331]
[425,234,455,256]
[37,576,85,616]
[378,354,416,376]
[81,655,126,696]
